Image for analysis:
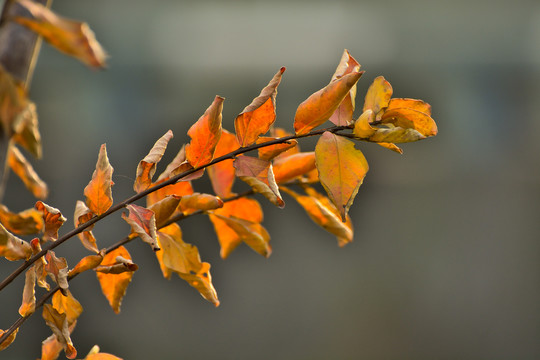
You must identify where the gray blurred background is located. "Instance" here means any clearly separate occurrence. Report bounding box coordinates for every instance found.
[1,0,540,358]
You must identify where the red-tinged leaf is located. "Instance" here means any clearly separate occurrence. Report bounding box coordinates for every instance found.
[68,251,104,277]
[19,266,36,316]
[122,204,159,251]
[134,130,173,193]
[256,137,298,161]
[294,71,363,135]
[178,193,223,215]
[387,98,432,116]
[0,223,32,261]
[83,345,123,360]
[148,195,182,229]
[84,144,114,215]
[363,76,393,118]
[0,204,43,236]
[282,186,353,246]
[96,246,134,313]
[380,107,438,137]
[74,201,98,253]
[41,333,63,360]
[8,146,48,199]
[211,213,271,258]
[329,49,361,126]
[35,201,66,242]
[235,67,285,146]
[14,0,106,68]
[185,96,224,168]
[207,129,239,198]
[315,132,369,221]
[12,101,42,159]
[0,328,18,351]
[45,251,69,296]
[233,155,284,208]
[52,290,82,326]
[273,152,316,184]
[207,198,264,259]
[146,179,193,207]
[42,304,77,359]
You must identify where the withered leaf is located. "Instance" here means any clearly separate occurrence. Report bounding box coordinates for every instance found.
[0,328,18,351]
[74,200,98,253]
[0,65,28,133]
[9,146,48,199]
[35,201,66,242]
[0,222,32,261]
[12,101,42,159]
[235,67,285,147]
[148,195,182,229]
[329,49,361,126]
[0,204,43,236]
[84,144,114,216]
[15,0,106,68]
[44,250,69,296]
[96,246,134,314]
[19,266,36,316]
[42,304,77,359]
[133,130,173,193]
[121,204,159,251]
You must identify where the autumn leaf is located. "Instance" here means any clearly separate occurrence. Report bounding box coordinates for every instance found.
[387,98,432,116]
[0,328,18,351]
[235,67,285,146]
[380,107,438,137]
[211,214,271,258]
[185,96,224,168]
[83,345,123,360]
[233,155,284,208]
[273,152,316,184]
[41,333,63,360]
[19,267,36,316]
[74,201,98,253]
[294,71,363,135]
[42,304,77,359]
[0,65,28,133]
[148,195,182,229]
[207,129,239,198]
[0,222,32,261]
[363,76,392,117]
[157,224,219,306]
[122,204,159,251]
[315,131,368,221]
[35,201,66,242]
[12,101,42,159]
[0,204,43,236]
[146,178,193,207]
[96,246,134,314]
[256,136,298,161]
[45,251,69,296]
[95,256,138,274]
[133,130,173,193]
[9,146,48,199]
[84,144,114,215]
[68,251,104,277]
[329,49,361,126]
[52,290,83,326]
[178,193,223,215]
[14,0,106,68]
[31,238,50,290]
[270,127,301,157]
[281,186,353,246]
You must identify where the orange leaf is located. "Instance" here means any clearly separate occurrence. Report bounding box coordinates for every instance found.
[35,201,66,242]
[41,334,63,360]
[377,142,403,154]
[146,178,193,207]
[211,214,271,258]
[52,290,82,326]
[14,0,106,68]
[281,186,353,246]
[74,200,98,253]
[178,263,219,307]
[387,98,432,116]
[315,132,369,221]
[256,137,298,161]
[207,129,239,198]
[122,204,159,251]
[12,101,42,159]
[380,107,438,137]
[68,251,104,277]
[235,67,285,146]
[294,71,363,135]
[363,76,393,118]
[0,204,43,236]
[133,130,173,193]
[273,152,316,184]
[185,96,224,168]
[96,246,134,313]
[19,267,36,316]
[178,193,223,215]
[233,155,284,208]
[148,195,182,229]
[95,256,138,274]
[42,304,77,359]
[0,65,29,132]
[0,328,18,351]
[0,222,32,261]
[270,127,301,157]
[329,49,361,126]
[44,250,69,296]
[8,146,48,199]
[354,109,427,144]
[84,144,114,215]
[83,345,123,360]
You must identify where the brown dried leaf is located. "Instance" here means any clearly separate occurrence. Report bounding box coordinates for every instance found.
[44,251,69,296]
[42,304,77,359]
[12,101,42,158]
[15,0,106,68]
[8,146,48,199]
[122,204,159,251]
[35,201,66,242]
[134,130,173,193]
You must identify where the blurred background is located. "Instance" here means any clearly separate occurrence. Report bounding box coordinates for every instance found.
[1,0,540,358]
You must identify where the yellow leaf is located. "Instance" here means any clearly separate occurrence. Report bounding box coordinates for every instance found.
[84,144,114,215]
[96,246,134,314]
[133,130,173,193]
[315,132,368,221]
[178,263,219,307]
[0,222,32,261]
[363,76,393,118]
[387,98,432,116]
[380,107,438,137]
[15,0,106,68]
[52,290,82,326]
[211,214,271,258]
[8,146,48,199]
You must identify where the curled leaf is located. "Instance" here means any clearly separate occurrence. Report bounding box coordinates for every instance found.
[363,76,393,118]
[35,201,66,242]
[12,101,42,159]
[148,195,182,229]
[68,251,104,277]
[84,144,114,215]
[380,107,438,137]
[0,204,43,236]
[134,130,173,193]
[96,246,134,313]
[235,67,285,146]
[0,222,32,261]
[45,250,69,296]
[122,204,159,251]
[329,49,361,126]
[74,201,98,253]
[52,290,82,326]
[42,304,77,359]
[146,178,193,207]
[19,266,36,316]
[0,328,18,351]
[15,0,107,68]
[178,193,223,215]
[8,146,48,199]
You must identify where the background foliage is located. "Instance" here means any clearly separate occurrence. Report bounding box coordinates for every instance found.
[1,0,540,359]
